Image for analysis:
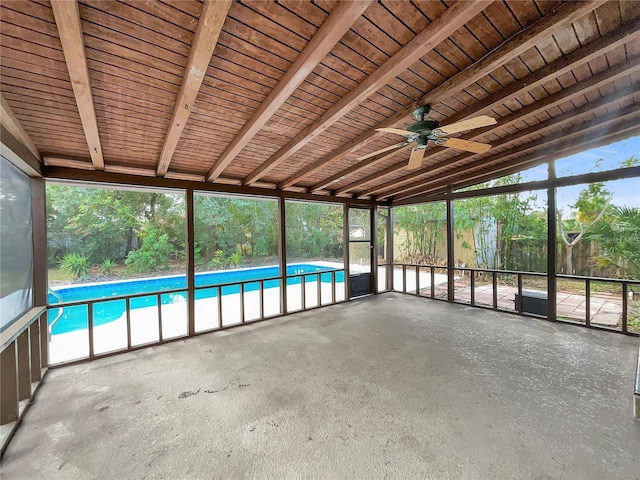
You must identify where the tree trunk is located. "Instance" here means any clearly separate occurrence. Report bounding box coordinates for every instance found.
[566,244,573,275]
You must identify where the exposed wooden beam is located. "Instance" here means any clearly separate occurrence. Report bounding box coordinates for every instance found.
[0,125,42,177]
[337,53,640,196]
[157,0,232,176]
[50,0,104,170]
[378,101,640,201]
[394,157,640,206]
[43,167,383,207]
[396,125,640,205]
[205,0,372,182]
[242,0,493,186]
[383,103,640,202]
[313,144,414,193]
[308,15,640,193]
[449,142,640,195]
[0,94,40,161]
[281,0,606,190]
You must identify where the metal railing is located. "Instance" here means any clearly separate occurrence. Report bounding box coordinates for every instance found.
[47,269,346,366]
[390,263,640,335]
[1,306,48,457]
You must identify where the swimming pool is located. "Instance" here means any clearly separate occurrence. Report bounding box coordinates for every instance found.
[48,264,343,335]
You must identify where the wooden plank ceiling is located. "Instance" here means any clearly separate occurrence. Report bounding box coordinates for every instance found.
[1,0,639,204]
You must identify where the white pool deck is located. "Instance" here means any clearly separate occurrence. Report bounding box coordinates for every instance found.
[48,266,448,364]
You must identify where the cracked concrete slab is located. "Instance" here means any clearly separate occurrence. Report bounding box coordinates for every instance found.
[1,293,639,479]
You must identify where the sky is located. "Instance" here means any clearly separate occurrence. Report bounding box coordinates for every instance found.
[505,135,640,212]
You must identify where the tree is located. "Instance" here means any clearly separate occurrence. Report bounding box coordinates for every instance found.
[557,182,611,275]
[46,184,185,269]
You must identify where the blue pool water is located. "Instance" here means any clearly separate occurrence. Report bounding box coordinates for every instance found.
[48,264,342,335]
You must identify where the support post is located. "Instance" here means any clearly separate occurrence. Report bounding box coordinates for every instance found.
[547,161,557,321]
[371,207,378,294]
[186,188,195,336]
[29,321,41,382]
[278,195,287,314]
[16,330,31,400]
[31,178,48,367]
[446,186,455,302]
[388,207,394,292]
[0,343,19,424]
[343,204,350,300]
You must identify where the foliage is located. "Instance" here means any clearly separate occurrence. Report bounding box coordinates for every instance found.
[586,206,640,279]
[207,249,227,270]
[46,185,185,267]
[99,259,116,275]
[286,201,343,259]
[394,174,547,272]
[228,252,243,268]
[124,224,175,273]
[194,195,278,264]
[394,202,445,263]
[59,253,91,279]
[557,182,611,275]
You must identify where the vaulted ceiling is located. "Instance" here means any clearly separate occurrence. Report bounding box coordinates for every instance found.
[1,0,639,203]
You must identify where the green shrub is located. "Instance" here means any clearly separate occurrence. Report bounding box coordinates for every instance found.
[125,225,174,273]
[207,249,226,270]
[59,253,91,279]
[100,259,116,275]
[228,252,242,268]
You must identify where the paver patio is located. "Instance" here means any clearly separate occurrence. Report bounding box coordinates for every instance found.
[448,284,623,327]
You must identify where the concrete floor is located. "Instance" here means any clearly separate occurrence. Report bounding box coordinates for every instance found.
[2,293,639,479]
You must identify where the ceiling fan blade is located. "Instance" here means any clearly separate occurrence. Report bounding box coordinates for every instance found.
[443,137,492,154]
[376,127,414,136]
[436,115,497,135]
[407,147,425,170]
[356,142,409,161]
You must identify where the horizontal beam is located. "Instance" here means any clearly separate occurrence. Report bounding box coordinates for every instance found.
[392,117,640,203]
[43,166,386,207]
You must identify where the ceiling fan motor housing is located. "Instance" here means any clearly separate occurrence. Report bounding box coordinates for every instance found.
[406,120,440,135]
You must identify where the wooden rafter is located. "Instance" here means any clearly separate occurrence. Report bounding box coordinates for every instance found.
[395,131,640,206]
[309,15,640,194]
[378,91,640,200]
[315,144,414,193]
[396,123,640,205]
[50,0,104,170]
[242,0,493,186]
[0,94,40,161]
[336,53,640,196]
[280,0,607,191]
[157,0,231,176]
[205,0,372,183]
[448,128,640,194]
[380,102,640,202]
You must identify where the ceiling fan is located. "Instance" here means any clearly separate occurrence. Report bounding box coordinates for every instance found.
[367,105,497,170]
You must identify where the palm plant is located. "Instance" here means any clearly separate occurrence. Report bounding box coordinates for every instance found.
[59,253,91,279]
[586,206,640,279]
[100,259,116,275]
